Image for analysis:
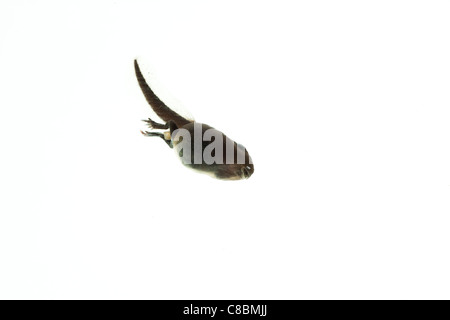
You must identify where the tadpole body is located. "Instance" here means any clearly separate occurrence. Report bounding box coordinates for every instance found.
[134,59,254,180]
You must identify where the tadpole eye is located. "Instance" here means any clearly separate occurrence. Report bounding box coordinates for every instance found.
[241,166,250,179]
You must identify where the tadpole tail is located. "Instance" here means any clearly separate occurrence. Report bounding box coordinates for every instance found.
[134,59,191,128]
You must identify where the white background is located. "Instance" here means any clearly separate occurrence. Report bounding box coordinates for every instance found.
[1,0,449,299]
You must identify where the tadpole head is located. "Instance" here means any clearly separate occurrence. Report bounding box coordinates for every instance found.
[240,164,254,179]
[211,161,254,181]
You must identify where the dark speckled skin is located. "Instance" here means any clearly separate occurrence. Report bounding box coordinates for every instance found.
[134,59,254,180]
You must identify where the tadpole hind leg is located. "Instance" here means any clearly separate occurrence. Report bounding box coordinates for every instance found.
[142,118,169,130]
[140,131,172,148]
